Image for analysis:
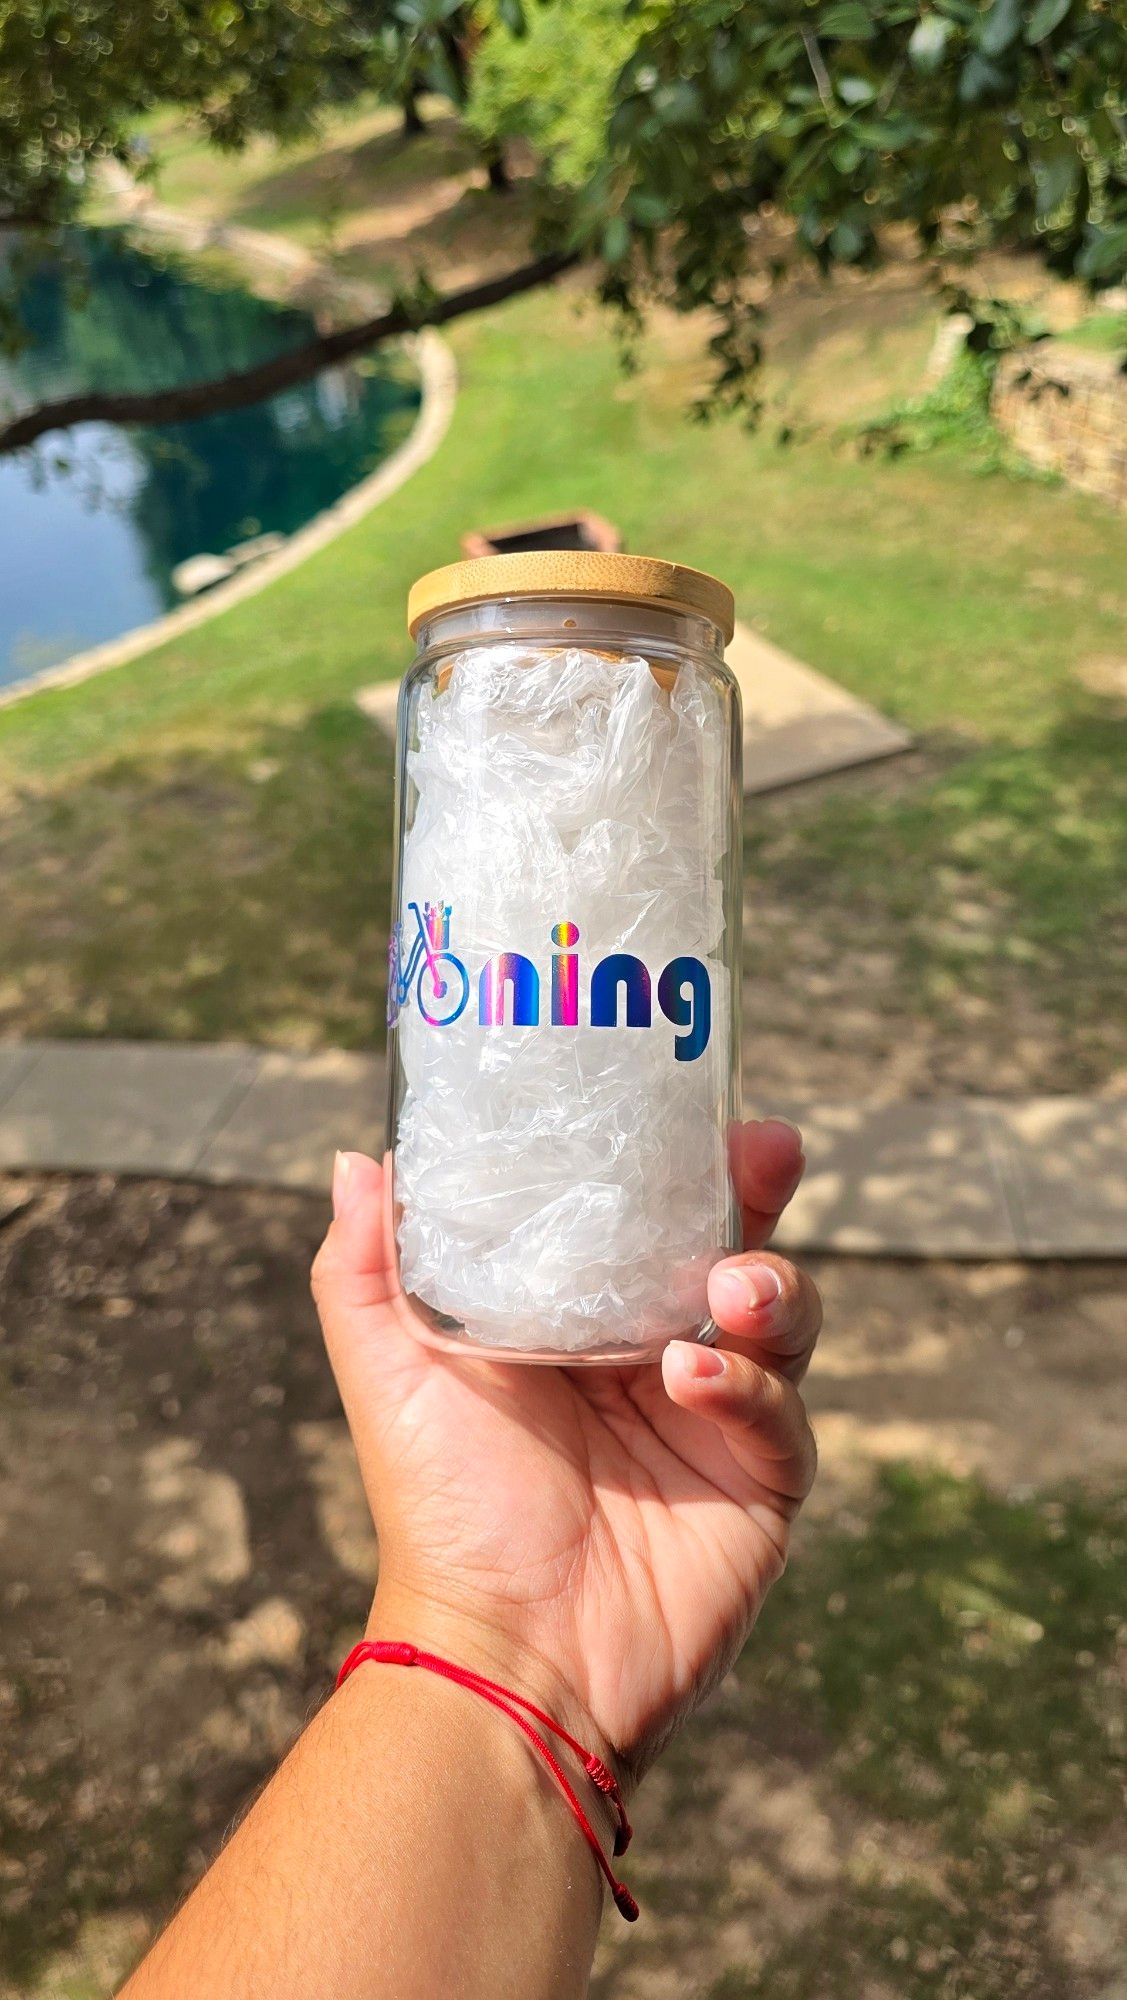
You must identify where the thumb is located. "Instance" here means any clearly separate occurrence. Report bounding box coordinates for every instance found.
[311,1149,428,1428]
[311,1150,398,1319]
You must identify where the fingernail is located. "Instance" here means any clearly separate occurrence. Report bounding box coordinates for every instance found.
[714,1263,782,1316]
[668,1340,726,1380]
[763,1116,804,1148]
[331,1149,351,1219]
[763,1119,806,1191]
[691,1345,727,1378]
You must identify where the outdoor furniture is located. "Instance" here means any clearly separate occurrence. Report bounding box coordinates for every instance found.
[460,510,621,558]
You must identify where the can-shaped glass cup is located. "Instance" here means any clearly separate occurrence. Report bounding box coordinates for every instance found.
[387,551,743,1364]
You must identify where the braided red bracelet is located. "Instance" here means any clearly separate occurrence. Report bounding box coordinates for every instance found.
[336,1639,639,1922]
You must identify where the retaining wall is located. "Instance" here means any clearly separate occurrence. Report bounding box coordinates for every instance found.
[993,343,1127,510]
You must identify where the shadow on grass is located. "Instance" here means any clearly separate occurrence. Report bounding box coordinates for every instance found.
[228,115,475,234]
[746,690,1127,1057]
[0,702,396,1049]
[336,175,540,288]
[753,1464,1125,1844]
[593,1464,1127,2000]
[0,687,1122,1093]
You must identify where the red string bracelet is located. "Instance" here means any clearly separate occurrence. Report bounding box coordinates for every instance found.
[336,1639,639,1922]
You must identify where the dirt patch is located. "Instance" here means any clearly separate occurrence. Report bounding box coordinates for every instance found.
[0,1175,1123,1997]
[802,1254,1127,1505]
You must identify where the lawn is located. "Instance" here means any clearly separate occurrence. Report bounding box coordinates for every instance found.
[118,98,539,291]
[131,97,457,234]
[1,266,1124,1086]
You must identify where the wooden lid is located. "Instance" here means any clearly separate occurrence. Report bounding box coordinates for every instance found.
[407,551,735,643]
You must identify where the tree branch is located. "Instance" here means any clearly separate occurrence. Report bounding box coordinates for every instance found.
[801,28,835,116]
[0,249,579,457]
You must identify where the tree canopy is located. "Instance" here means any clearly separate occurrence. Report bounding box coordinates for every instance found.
[1,0,1125,450]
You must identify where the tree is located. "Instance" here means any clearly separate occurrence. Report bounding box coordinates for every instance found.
[325,1,533,183]
[0,1,354,232]
[1,0,1125,455]
[594,0,1127,408]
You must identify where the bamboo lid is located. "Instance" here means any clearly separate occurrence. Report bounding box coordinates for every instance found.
[407,551,735,644]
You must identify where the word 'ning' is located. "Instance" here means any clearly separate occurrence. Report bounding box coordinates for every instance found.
[394,904,713,1063]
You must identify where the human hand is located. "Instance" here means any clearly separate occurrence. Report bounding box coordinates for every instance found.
[312,1121,820,1789]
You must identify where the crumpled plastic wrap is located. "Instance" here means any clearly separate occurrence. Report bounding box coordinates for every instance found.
[392,643,734,1353]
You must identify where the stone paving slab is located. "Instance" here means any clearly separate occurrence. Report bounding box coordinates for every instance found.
[726,625,913,795]
[0,1041,259,1176]
[356,619,912,798]
[768,1098,1019,1258]
[0,1043,1123,1258]
[987,1096,1127,1258]
[198,1050,385,1190]
[0,1042,43,1113]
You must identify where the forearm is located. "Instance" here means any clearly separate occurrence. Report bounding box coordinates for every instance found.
[120,1609,611,2000]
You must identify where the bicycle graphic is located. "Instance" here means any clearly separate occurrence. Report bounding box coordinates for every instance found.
[389,900,469,1028]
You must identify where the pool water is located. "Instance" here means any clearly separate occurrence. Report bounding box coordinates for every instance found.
[0,229,421,689]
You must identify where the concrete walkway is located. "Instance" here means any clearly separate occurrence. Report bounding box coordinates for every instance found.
[0,1041,1123,1259]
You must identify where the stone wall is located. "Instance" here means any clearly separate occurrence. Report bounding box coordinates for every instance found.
[993,344,1127,510]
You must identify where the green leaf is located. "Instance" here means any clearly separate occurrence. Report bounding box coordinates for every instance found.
[855,115,928,150]
[818,2,875,40]
[602,213,630,264]
[837,75,876,105]
[1077,225,1127,283]
[1032,148,1079,222]
[763,29,804,73]
[908,14,952,73]
[831,135,864,171]
[708,37,741,92]
[495,0,528,35]
[627,191,669,226]
[1025,0,1071,43]
[958,52,1007,102]
[653,80,701,127]
[977,0,1023,56]
[829,216,871,261]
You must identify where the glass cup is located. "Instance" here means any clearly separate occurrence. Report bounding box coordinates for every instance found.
[386,552,743,1363]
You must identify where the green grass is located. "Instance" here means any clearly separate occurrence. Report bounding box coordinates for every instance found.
[761,1467,1125,1847]
[851,346,1051,474]
[1060,310,1127,355]
[133,97,404,225]
[596,1467,1127,2000]
[117,98,488,263]
[0,279,1124,1062]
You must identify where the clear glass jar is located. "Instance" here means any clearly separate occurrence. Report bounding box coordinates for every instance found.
[386,553,742,1364]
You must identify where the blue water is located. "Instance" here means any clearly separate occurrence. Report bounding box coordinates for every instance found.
[0,229,420,688]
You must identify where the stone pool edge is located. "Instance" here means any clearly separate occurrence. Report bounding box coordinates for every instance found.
[0,326,456,713]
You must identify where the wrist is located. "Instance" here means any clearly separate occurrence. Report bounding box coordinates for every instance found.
[365,1577,628,1826]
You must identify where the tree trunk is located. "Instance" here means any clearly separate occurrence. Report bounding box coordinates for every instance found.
[440,26,471,101]
[484,142,510,194]
[401,88,425,140]
[0,251,579,457]
[438,20,508,190]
